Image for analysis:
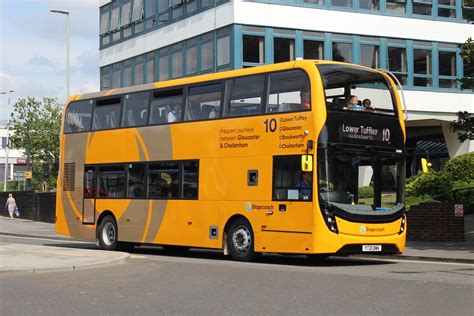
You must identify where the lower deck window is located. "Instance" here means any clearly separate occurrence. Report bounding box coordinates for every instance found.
[273,156,312,201]
[98,166,126,198]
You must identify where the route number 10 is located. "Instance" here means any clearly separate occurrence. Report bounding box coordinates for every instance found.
[264,118,277,133]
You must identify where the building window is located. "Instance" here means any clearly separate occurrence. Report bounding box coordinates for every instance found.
[131,0,144,23]
[217,36,230,67]
[122,92,149,127]
[186,44,198,75]
[110,1,121,33]
[413,0,433,16]
[438,0,456,17]
[201,40,214,71]
[332,0,352,7]
[134,56,144,85]
[274,38,295,63]
[120,0,132,28]
[127,163,146,198]
[187,0,198,14]
[413,42,433,87]
[243,35,264,64]
[123,60,132,87]
[101,66,111,90]
[146,53,155,83]
[171,46,184,79]
[360,45,380,69]
[112,63,121,88]
[303,0,324,4]
[186,83,222,121]
[386,0,406,13]
[360,0,380,10]
[226,75,265,117]
[387,39,408,85]
[439,49,457,89]
[304,40,324,60]
[332,42,352,63]
[159,52,169,81]
[100,4,111,35]
[98,166,125,198]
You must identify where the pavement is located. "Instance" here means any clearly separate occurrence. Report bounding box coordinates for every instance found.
[0,215,473,274]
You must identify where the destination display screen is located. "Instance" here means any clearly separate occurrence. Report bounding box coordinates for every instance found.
[324,112,404,148]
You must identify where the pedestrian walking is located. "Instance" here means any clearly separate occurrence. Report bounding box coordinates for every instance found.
[5,193,17,220]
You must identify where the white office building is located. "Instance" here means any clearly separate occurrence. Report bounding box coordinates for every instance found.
[0,121,27,184]
[98,0,473,174]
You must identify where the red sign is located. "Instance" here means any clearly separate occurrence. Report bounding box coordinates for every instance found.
[17,158,26,164]
[454,204,464,217]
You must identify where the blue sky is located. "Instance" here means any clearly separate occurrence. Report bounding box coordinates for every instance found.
[0,0,99,121]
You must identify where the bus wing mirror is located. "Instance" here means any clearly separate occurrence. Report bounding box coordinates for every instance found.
[301,155,313,172]
[421,158,432,174]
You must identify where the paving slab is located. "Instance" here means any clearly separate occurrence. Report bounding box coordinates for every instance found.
[0,243,129,273]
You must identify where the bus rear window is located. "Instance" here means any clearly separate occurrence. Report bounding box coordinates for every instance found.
[65,100,93,133]
[318,64,397,116]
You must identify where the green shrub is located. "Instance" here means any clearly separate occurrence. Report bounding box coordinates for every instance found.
[406,171,453,198]
[405,194,435,210]
[358,186,374,198]
[443,152,474,182]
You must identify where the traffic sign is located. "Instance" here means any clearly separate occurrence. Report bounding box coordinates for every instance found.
[25,171,32,179]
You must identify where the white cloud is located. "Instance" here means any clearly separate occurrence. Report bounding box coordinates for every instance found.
[28,56,56,68]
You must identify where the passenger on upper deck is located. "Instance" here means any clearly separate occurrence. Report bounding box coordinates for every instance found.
[362,99,374,111]
[344,95,365,111]
[300,91,311,110]
[167,104,182,122]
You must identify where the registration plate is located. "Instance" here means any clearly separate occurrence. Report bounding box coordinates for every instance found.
[362,245,382,252]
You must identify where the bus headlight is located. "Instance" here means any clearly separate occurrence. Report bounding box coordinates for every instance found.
[323,209,339,234]
[398,216,406,235]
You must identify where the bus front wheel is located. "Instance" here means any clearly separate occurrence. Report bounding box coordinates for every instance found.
[227,218,257,262]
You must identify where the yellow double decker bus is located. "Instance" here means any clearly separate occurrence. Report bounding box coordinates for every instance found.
[56,60,407,261]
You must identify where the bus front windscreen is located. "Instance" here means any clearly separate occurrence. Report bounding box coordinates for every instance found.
[318,146,405,216]
[317,64,397,116]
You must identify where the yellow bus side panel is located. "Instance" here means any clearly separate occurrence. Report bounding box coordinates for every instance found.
[255,231,313,254]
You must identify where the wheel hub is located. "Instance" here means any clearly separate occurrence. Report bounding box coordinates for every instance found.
[232,226,251,253]
[102,222,115,246]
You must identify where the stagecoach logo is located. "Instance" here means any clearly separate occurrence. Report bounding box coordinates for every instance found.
[360,226,367,234]
[245,202,253,212]
[245,202,274,212]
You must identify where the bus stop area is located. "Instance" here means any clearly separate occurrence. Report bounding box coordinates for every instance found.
[0,215,472,274]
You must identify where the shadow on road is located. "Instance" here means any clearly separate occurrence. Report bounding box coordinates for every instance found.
[42,241,395,267]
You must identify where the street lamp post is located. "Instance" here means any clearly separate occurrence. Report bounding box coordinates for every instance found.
[1,90,14,192]
[50,9,70,99]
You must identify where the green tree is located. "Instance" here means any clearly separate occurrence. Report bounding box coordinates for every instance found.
[8,97,62,191]
[459,37,473,90]
[449,111,473,142]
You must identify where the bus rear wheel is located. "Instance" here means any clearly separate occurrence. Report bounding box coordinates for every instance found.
[98,216,119,251]
[227,218,257,262]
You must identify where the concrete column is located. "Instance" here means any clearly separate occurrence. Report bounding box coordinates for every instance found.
[441,122,474,158]
[9,163,14,180]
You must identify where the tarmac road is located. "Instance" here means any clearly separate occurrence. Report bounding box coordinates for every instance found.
[1,235,473,315]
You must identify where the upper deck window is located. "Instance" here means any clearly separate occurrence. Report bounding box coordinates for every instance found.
[186,83,222,121]
[122,92,149,127]
[225,74,265,117]
[318,64,396,116]
[93,97,122,131]
[267,70,310,113]
[65,100,93,133]
[150,90,183,124]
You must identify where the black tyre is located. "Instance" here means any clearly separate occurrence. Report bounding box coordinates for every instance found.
[162,245,190,255]
[227,217,258,262]
[98,216,119,251]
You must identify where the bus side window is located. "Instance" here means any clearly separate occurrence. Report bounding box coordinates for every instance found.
[267,70,310,113]
[273,156,312,201]
[122,92,149,128]
[225,74,265,118]
[93,97,122,131]
[185,83,222,121]
[150,90,183,124]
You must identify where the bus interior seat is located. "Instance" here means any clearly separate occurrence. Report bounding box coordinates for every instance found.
[201,104,214,119]
[126,109,136,126]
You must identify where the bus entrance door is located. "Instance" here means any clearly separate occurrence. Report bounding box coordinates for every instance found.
[83,166,96,224]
